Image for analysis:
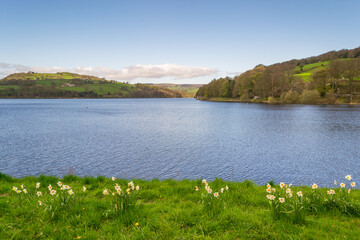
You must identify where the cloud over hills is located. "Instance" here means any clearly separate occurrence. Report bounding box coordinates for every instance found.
[0,62,217,81]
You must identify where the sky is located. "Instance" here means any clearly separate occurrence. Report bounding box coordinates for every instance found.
[1,0,360,84]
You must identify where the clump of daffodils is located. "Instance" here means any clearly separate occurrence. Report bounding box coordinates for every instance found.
[197,179,228,198]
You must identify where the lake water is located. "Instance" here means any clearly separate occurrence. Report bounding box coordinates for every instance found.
[0,98,359,186]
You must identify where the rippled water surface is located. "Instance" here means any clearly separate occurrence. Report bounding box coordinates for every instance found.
[1,98,359,186]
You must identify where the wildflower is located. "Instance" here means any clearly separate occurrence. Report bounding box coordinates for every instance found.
[207,188,212,194]
[266,195,271,199]
[330,189,335,194]
[68,190,74,195]
[112,177,116,181]
[82,186,86,192]
[286,188,292,194]
[37,191,42,196]
[12,186,18,191]
[214,192,219,197]
[126,188,131,195]
[115,185,121,190]
[103,189,109,195]
[279,198,285,203]
[345,175,352,181]
[112,192,115,196]
[128,181,134,187]
[131,186,135,191]
[334,180,337,185]
[77,237,81,239]
[135,185,140,191]
[269,195,275,200]
[205,185,210,190]
[195,186,199,191]
[287,192,293,198]
[266,183,271,188]
[289,183,292,187]
[23,189,28,194]
[272,188,276,193]
[38,201,42,206]
[202,179,207,184]
[280,182,285,189]
[36,182,40,189]
[50,190,56,195]
[135,222,139,226]
[60,185,65,190]
[64,185,70,190]
[297,191,303,197]
[351,182,356,187]
[20,184,24,189]
[225,186,229,190]
[117,189,122,194]
[220,188,224,193]
[348,189,351,194]
[312,183,318,189]
[340,183,345,188]
[16,190,21,194]
[327,190,331,195]
[48,185,52,191]
[266,188,272,193]
[57,181,62,187]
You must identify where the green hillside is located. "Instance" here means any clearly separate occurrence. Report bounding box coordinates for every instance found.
[196,46,360,104]
[154,84,203,97]
[0,72,183,98]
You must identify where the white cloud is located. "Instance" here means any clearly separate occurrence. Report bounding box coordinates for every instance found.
[0,62,218,81]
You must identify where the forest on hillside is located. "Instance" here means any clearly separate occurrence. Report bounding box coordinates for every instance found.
[196,47,360,104]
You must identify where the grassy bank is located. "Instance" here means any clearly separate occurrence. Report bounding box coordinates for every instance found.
[1,173,360,239]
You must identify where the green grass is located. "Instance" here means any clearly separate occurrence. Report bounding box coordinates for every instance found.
[1,173,360,239]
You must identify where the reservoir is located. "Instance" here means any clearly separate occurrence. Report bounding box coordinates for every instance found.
[0,98,359,186]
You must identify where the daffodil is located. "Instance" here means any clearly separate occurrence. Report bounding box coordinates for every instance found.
[345,175,352,181]
[351,182,356,187]
[64,185,70,189]
[82,186,86,192]
[103,189,109,195]
[334,180,337,185]
[135,222,139,226]
[57,181,62,187]
[38,201,42,206]
[312,183,318,189]
[37,191,42,197]
[207,188,212,194]
[112,177,116,181]
[12,186,18,191]
[280,182,285,189]
[195,186,199,191]
[330,189,335,194]
[214,192,219,197]
[286,188,292,194]
[205,185,210,190]
[220,188,224,193]
[348,189,351,194]
[36,182,40,189]
[340,183,345,188]
[269,195,275,200]
[20,184,24,189]
[279,198,285,203]
[202,179,207,184]
[50,190,56,195]
[23,189,28,194]
[48,185,52,191]
[297,191,303,197]
[266,183,271,188]
[68,190,74,195]
[16,190,21,194]
[225,186,229,190]
[115,185,121,190]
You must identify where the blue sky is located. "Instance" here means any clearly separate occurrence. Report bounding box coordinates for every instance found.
[1,0,359,84]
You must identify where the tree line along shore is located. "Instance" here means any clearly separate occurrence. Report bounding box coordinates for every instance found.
[196,47,360,104]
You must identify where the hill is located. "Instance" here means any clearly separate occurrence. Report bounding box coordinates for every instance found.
[0,72,183,98]
[196,46,360,104]
[152,83,203,97]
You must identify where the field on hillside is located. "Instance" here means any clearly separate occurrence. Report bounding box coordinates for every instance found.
[154,84,202,98]
[1,173,360,239]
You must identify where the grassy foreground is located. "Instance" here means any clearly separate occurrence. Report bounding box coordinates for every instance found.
[1,173,360,239]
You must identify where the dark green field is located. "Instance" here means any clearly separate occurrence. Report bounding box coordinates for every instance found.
[1,173,360,239]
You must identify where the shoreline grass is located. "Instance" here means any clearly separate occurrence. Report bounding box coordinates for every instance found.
[1,173,360,239]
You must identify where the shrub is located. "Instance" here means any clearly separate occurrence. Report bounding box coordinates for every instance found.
[299,90,321,104]
[239,94,250,102]
[284,90,300,104]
